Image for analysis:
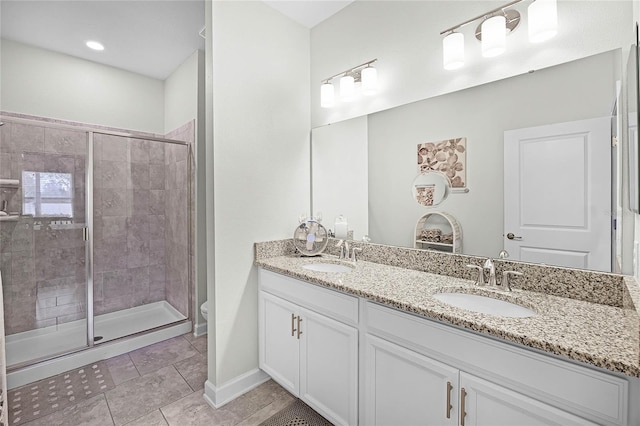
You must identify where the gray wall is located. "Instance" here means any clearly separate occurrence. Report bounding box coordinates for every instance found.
[1,39,165,134]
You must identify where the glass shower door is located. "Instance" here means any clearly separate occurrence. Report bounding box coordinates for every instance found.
[92,133,188,343]
[0,119,89,367]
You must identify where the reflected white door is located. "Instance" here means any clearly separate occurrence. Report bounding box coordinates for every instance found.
[504,117,611,272]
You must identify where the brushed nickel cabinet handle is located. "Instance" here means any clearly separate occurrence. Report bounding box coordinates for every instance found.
[446,381,453,419]
[460,387,467,426]
[297,316,303,339]
[291,313,296,337]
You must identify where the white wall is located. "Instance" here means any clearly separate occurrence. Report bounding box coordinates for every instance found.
[311,1,633,128]
[164,50,201,134]
[367,50,619,258]
[312,116,368,240]
[0,39,165,134]
[208,0,310,387]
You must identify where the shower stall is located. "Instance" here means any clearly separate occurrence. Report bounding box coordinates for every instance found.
[0,115,192,388]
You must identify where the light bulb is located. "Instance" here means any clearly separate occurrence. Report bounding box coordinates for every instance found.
[528,0,558,43]
[361,66,378,95]
[340,75,355,102]
[481,15,506,58]
[320,82,335,108]
[443,32,464,70]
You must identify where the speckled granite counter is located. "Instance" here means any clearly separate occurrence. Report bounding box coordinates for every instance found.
[255,240,640,378]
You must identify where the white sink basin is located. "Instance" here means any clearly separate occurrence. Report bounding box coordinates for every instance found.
[433,292,536,318]
[302,263,354,273]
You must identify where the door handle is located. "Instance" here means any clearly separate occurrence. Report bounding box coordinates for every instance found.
[291,313,296,337]
[446,381,453,419]
[460,387,467,426]
[296,316,303,339]
[506,232,523,240]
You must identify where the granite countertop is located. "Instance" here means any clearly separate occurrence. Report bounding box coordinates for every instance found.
[256,253,640,378]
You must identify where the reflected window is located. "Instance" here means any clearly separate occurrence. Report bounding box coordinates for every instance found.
[22,171,74,218]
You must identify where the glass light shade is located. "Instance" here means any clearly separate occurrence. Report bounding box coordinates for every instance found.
[443,32,465,70]
[86,40,105,51]
[340,75,355,102]
[361,67,378,95]
[481,15,506,58]
[528,0,558,43]
[320,82,335,108]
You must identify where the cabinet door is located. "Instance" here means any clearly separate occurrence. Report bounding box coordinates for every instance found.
[363,334,458,426]
[299,307,358,426]
[459,372,598,426]
[259,291,300,395]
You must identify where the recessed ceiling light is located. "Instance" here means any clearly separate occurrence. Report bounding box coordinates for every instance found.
[86,40,105,51]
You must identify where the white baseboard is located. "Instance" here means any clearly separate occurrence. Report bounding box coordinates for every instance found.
[203,368,270,408]
[193,321,208,337]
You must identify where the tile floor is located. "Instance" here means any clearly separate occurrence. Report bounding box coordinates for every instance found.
[8,333,296,426]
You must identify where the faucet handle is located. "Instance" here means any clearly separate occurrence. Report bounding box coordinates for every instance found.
[351,247,362,262]
[466,264,484,286]
[501,270,523,291]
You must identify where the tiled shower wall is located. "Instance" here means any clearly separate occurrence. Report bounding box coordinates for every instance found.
[0,122,87,334]
[0,116,192,336]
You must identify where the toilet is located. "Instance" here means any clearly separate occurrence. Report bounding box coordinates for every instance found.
[200,301,208,321]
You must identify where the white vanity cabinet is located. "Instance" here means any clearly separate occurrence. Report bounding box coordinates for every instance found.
[364,301,628,426]
[364,334,595,426]
[257,266,633,426]
[258,269,359,426]
[364,334,459,425]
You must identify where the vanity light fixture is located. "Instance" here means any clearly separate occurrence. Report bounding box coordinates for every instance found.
[442,32,465,70]
[340,74,356,102]
[361,65,378,95]
[481,15,507,57]
[320,81,335,108]
[528,0,558,43]
[319,59,378,108]
[440,0,557,69]
[85,40,105,51]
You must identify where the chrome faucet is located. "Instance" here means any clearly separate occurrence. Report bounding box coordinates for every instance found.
[335,239,350,260]
[336,239,362,262]
[483,258,497,287]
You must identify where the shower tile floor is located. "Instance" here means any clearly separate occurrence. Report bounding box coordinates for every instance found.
[7,333,295,426]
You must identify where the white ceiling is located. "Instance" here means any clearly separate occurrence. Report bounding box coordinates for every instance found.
[0,0,352,80]
[0,0,206,80]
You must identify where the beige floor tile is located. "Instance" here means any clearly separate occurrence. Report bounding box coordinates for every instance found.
[123,410,168,426]
[174,352,207,391]
[104,354,140,385]
[105,365,192,425]
[129,336,199,375]
[22,394,114,426]
[183,333,208,354]
[224,380,293,422]
[161,390,242,426]
[233,392,295,426]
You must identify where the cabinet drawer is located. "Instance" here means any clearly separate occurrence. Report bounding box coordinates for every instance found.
[365,301,628,426]
[259,268,359,326]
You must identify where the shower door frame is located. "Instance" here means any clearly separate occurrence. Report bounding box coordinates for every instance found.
[1,115,193,372]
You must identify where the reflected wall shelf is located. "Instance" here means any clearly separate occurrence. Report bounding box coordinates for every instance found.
[414,211,462,253]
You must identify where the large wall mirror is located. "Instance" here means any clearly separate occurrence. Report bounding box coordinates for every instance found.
[312,48,626,273]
